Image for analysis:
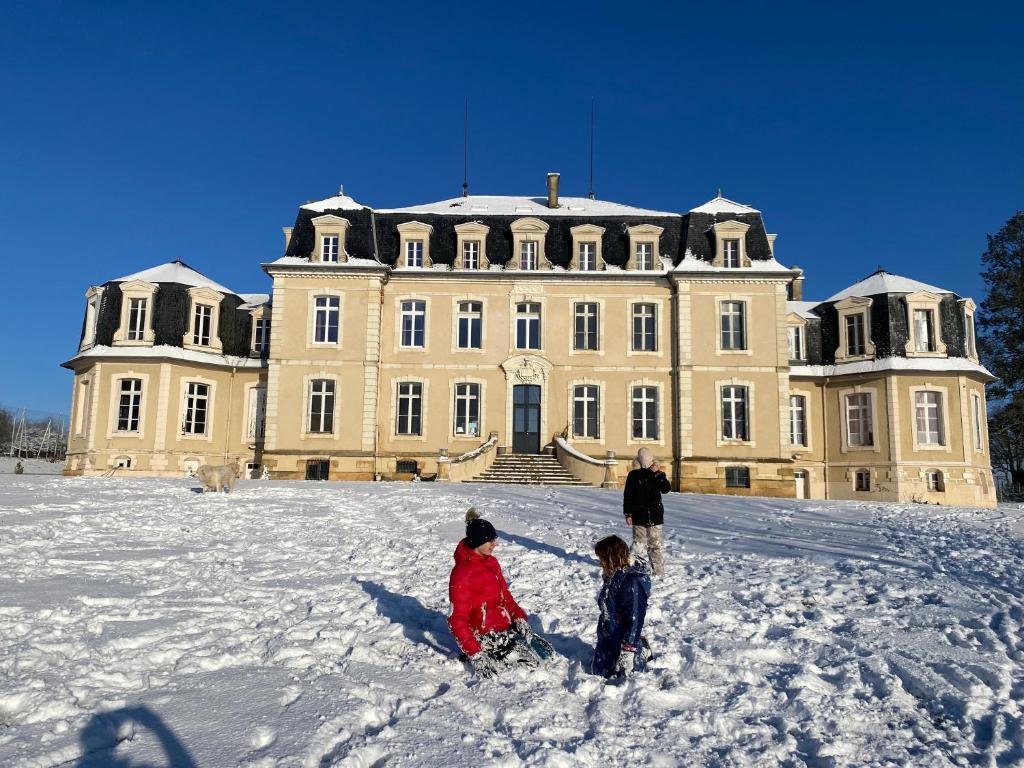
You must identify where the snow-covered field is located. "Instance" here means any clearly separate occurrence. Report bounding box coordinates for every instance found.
[0,458,64,475]
[2,477,1024,767]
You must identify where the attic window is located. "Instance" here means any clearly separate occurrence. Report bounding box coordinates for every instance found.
[515,206,533,213]
[471,205,488,213]
[723,240,741,268]
[568,205,585,211]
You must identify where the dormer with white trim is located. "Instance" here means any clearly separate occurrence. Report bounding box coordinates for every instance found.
[311,215,351,263]
[81,286,105,350]
[626,224,663,271]
[182,286,224,353]
[112,279,157,346]
[834,296,875,363]
[510,217,550,270]
[711,220,752,268]
[454,221,489,269]
[904,290,948,358]
[570,224,606,271]
[396,221,434,268]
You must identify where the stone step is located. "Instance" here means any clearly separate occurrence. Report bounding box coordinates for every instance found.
[469,452,590,486]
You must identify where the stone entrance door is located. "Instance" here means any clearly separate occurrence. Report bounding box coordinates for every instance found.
[512,384,541,454]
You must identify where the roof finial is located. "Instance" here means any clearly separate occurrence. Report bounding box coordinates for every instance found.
[717,187,722,198]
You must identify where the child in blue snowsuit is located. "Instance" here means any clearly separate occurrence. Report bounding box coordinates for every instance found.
[591,535,652,678]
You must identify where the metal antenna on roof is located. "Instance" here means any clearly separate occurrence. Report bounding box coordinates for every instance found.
[588,99,596,200]
[462,99,469,198]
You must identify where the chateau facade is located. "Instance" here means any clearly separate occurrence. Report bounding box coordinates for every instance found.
[63,175,996,507]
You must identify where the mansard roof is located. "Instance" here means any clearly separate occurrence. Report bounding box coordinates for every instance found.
[826,270,955,302]
[113,260,236,295]
[689,195,760,215]
[376,195,679,218]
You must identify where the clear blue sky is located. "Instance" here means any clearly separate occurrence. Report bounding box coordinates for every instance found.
[1,1,1021,416]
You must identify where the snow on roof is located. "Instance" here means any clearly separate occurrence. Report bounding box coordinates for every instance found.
[63,345,266,370]
[301,193,367,212]
[376,195,680,218]
[237,294,270,309]
[787,300,821,319]
[826,270,953,302]
[262,255,387,269]
[689,195,760,215]
[673,252,795,274]
[113,261,235,295]
[790,356,993,380]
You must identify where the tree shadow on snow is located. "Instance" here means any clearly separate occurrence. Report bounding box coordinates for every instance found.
[497,530,599,568]
[74,705,197,768]
[358,580,458,658]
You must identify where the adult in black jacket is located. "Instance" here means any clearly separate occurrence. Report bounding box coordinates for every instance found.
[623,447,671,576]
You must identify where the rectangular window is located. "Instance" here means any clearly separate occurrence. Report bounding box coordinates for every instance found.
[846,313,866,356]
[720,301,746,350]
[308,379,335,434]
[574,302,599,351]
[721,385,748,441]
[787,326,804,361]
[453,382,480,437]
[915,391,944,445]
[846,392,873,447]
[463,241,480,270]
[192,304,212,347]
[632,303,657,352]
[789,394,807,446]
[520,241,538,270]
[182,382,210,435]
[457,301,482,349]
[631,386,658,440]
[723,239,741,268]
[396,382,422,435]
[75,380,89,435]
[116,378,142,432]
[725,466,750,488]
[406,240,424,267]
[855,469,871,491]
[401,300,426,347]
[248,386,267,440]
[966,312,976,358]
[573,385,600,438]
[516,302,541,350]
[313,296,340,344]
[925,470,944,492]
[322,234,339,262]
[635,242,654,271]
[127,298,148,341]
[579,242,597,271]
[913,309,935,352]
[253,318,270,355]
[972,392,983,450]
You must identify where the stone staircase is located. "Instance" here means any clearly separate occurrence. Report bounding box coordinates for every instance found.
[468,453,590,486]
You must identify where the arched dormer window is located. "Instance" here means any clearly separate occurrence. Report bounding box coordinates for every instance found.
[454,221,489,269]
[113,280,157,346]
[627,224,664,271]
[570,224,606,271]
[182,286,224,353]
[510,218,550,270]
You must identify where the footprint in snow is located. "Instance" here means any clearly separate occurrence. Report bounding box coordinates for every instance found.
[248,726,276,751]
[279,684,303,707]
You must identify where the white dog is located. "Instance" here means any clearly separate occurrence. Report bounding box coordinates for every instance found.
[195,463,238,493]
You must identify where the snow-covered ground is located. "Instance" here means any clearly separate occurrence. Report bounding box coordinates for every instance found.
[2,477,1024,767]
[0,457,64,475]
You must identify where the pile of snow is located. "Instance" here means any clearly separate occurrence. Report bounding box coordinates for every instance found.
[1,478,1023,766]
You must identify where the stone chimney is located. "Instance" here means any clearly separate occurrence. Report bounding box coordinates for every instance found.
[282,227,293,252]
[790,266,804,301]
[546,172,560,209]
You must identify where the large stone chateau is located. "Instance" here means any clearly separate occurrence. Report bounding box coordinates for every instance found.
[62,174,996,506]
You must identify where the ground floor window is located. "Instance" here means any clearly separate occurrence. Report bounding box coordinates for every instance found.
[397,382,423,435]
[631,386,659,440]
[925,469,945,492]
[116,378,143,432]
[573,385,600,438]
[453,383,480,437]
[725,466,750,488]
[182,382,209,435]
[305,459,329,481]
[855,469,871,491]
[308,379,335,434]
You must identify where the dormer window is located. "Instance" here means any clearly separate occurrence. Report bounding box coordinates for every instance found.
[113,280,156,347]
[510,217,550,270]
[570,224,605,271]
[311,215,350,263]
[846,314,866,356]
[787,325,805,361]
[250,307,270,357]
[454,221,489,269]
[711,221,751,268]
[912,309,935,352]
[182,286,223,352]
[82,286,104,349]
[626,224,663,271]
[723,239,741,268]
[904,291,946,358]
[397,221,434,268]
[834,297,875,362]
[520,241,539,270]
[960,298,978,361]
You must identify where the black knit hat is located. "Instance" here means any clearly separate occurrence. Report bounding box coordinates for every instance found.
[465,507,497,549]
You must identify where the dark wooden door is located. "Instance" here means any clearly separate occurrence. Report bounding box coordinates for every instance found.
[512,385,541,454]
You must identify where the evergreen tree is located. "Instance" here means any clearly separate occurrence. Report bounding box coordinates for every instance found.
[978,211,1024,399]
[989,395,1024,487]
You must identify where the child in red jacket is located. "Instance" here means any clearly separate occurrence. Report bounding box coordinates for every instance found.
[448,509,553,678]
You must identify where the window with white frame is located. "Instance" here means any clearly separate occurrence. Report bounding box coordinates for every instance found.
[116,378,142,432]
[789,394,807,446]
[720,301,746,350]
[308,379,335,434]
[456,301,482,349]
[925,469,944,492]
[721,385,748,441]
[253,317,270,355]
[83,289,103,347]
[725,466,750,488]
[632,303,657,352]
[915,391,945,445]
[574,302,599,351]
[396,382,422,435]
[913,309,936,353]
[520,241,539,270]
[247,386,266,440]
[516,302,541,350]
[573,385,600,438]
[972,392,983,450]
[406,240,424,268]
[182,382,210,435]
[453,383,480,437]
[127,298,148,341]
[846,313,867,357]
[192,304,213,347]
[723,239,741,268]
[965,308,977,359]
[845,392,873,447]
[579,242,598,271]
[463,241,480,270]
[787,326,805,361]
[400,300,426,348]
[322,234,340,263]
[854,469,871,491]
[635,242,654,271]
[631,386,659,440]
[313,296,340,344]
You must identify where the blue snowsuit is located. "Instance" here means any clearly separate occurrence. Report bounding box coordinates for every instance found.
[591,563,652,678]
